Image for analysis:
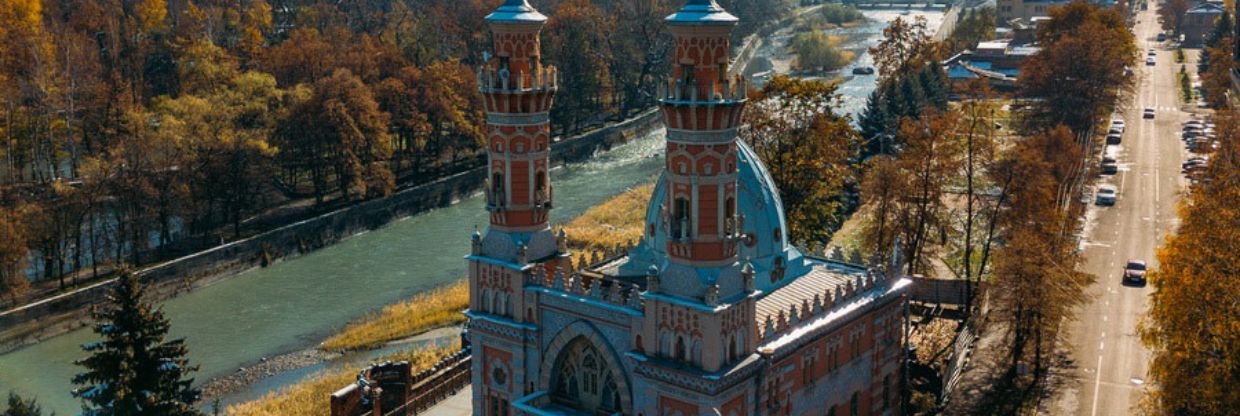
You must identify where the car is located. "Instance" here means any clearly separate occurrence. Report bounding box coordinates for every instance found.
[1095,185,1117,205]
[1157,32,1167,41]
[1106,132,1123,144]
[1111,119,1126,130]
[1146,57,1156,66]
[1143,107,1155,119]
[1123,260,1147,285]
[1184,120,1204,128]
[1100,160,1118,174]
[1183,155,1208,168]
[1147,49,1156,56]
[1107,127,1123,135]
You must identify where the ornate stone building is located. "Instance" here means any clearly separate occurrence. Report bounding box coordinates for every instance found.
[465,1,911,415]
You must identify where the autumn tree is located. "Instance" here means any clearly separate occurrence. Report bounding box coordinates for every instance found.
[1140,110,1240,416]
[955,81,999,314]
[742,76,859,245]
[1200,39,1235,108]
[1158,0,1190,35]
[860,155,906,264]
[605,0,674,117]
[1019,0,1136,133]
[545,0,615,134]
[278,68,393,203]
[0,207,30,306]
[869,15,940,83]
[73,268,202,416]
[893,111,962,275]
[986,125,1093,378]
[945,7,997,55]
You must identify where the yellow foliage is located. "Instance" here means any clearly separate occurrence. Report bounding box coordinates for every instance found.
[1140,111,1240,415]
[0,0,42,27]
[135,0,168,32]
[320,280,469,352]
[224,344,459,416]
[558,184,653,252]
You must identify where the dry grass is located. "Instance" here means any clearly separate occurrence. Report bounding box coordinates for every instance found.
[320,280,469,352]
[558,183,654,252]
[224,343,460,416]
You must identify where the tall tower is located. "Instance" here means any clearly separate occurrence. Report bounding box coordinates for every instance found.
[659,0,748,267]
[476,0,560,263]
[467,1,564,414]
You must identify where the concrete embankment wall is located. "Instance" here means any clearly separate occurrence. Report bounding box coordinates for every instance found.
[0,110,662,353]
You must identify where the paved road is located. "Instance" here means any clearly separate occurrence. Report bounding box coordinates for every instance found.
[1054,7,1200,416]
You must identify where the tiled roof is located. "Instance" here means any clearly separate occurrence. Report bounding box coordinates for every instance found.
[754,261,861,327]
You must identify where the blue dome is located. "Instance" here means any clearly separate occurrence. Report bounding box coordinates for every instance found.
[621,140,811,296]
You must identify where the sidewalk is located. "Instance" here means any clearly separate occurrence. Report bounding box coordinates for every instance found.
[420,384,472,416]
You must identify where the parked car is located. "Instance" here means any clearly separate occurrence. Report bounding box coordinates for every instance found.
[1106,132,1123,144]
[1146,57,1156,66]
[1112,118,1126,130]
[1143,107,1155,119]
[1096,185,1117,205]
[1123,260,1147,286]
[1182,156,1209,171]
[1147,49,1156,56]
[1157,32,1167,41]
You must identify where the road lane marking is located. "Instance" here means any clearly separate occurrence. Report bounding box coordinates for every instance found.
[1100,341,1105,350]
[1091,354,1104,416]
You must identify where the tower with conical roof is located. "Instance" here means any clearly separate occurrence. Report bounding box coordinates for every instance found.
[465,1,567,414]
[658,0,747,267]
[476,0,560,263]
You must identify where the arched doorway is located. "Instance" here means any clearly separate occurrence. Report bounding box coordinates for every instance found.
[550,337,622,414]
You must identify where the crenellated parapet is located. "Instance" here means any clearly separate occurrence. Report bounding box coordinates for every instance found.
[526,264,645,311]
[756,270,892,343]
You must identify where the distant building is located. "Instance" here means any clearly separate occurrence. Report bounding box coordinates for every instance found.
[996,0,1122,27]
[465,1,912,415]
[943,39,1040,93]
[1182,3,1227,46]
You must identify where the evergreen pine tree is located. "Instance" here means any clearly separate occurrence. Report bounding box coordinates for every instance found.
[4,392,48,416]
[918,65,949,110]
[898,76,925,120]
[72,269,202,416]
[859,88,891,156]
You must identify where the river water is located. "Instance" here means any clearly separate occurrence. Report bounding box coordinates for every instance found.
[0,8,942,415]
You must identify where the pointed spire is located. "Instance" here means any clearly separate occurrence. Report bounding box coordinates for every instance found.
[486,0,547,23]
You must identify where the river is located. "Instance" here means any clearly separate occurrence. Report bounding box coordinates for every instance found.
[0,8,943,415]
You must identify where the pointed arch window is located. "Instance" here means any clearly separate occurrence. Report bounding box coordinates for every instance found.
[551,338,621,414]
[672,197,691,240]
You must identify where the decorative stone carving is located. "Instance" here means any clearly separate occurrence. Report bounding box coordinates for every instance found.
[556,228,568,253]
[471,228,482,255]
[627,284,643,309]
[741,260,755,293]
[646,264,661,293]
[705,284,720,307]
[517,244,528,265]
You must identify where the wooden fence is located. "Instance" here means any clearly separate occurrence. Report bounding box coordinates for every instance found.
[331,348,472,416]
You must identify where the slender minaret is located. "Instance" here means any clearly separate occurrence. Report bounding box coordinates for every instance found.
[658,0,748,267]
[467,2,561,414]
[476,0,559,263]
